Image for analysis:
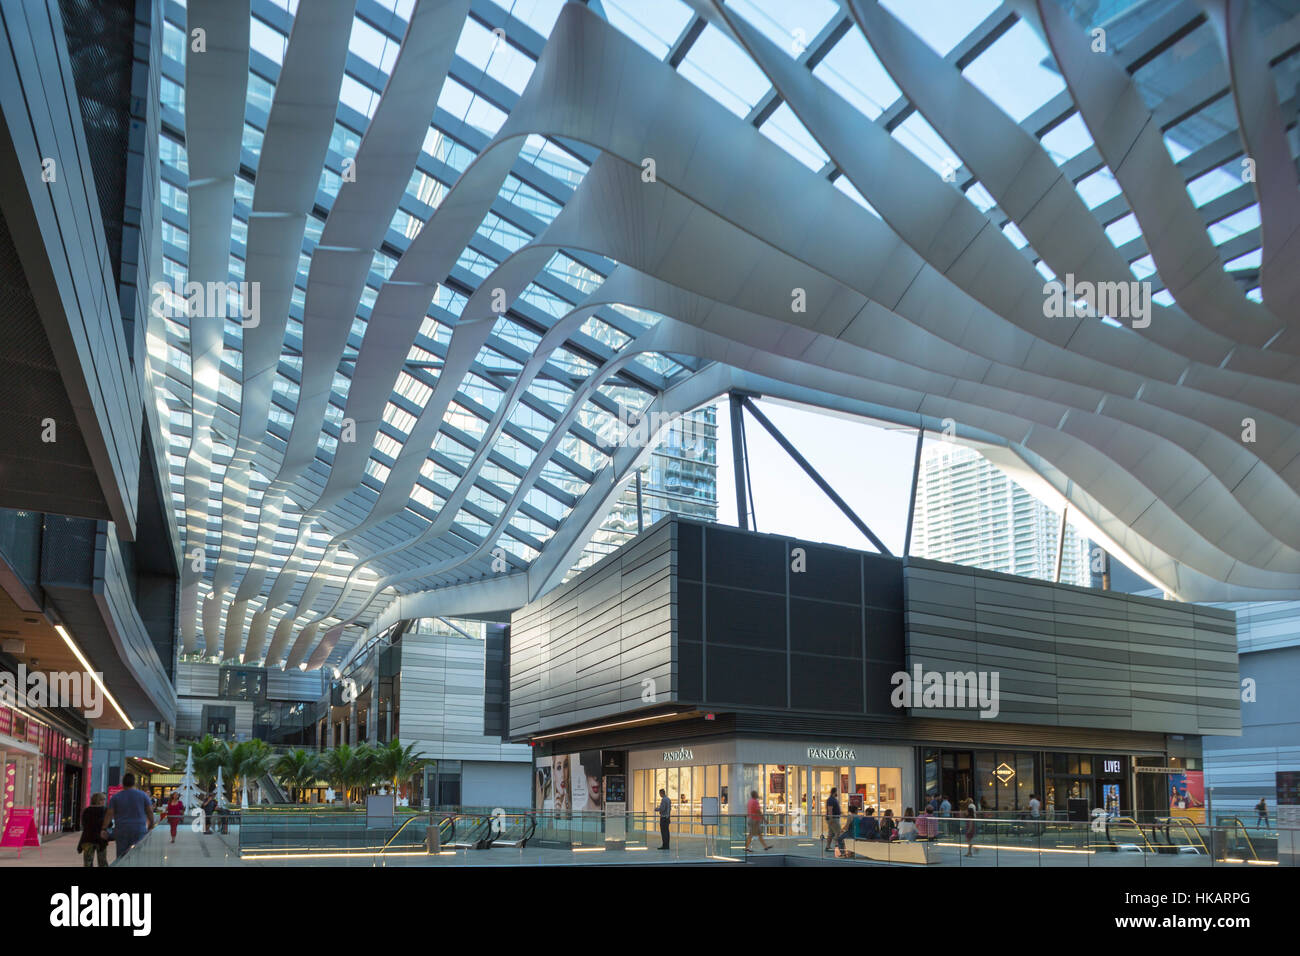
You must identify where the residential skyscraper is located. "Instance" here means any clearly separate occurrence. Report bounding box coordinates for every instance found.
[912,441,1092,588]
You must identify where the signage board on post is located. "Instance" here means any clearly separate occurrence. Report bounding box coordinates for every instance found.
[701,796,720,828]
[366,794,395,829]
[0,807,40,857]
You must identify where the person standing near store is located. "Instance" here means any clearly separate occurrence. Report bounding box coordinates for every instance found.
[824,787,842,852]
[77,793,109,867]
[744,789,772,852]
[1255,798,1269,829]
[939,793,952,836]
[202,790,218,834]
[656,788,672,850]
[101,773,156,860]
[964,804,978,857]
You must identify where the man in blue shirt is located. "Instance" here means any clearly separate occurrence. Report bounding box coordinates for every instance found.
[102,773,156,859]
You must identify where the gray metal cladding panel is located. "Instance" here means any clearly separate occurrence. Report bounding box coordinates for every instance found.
[509,522,675,736]
[903,561,1240,734]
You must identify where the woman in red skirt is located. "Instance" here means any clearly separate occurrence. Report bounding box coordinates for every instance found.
[165,791,185,842]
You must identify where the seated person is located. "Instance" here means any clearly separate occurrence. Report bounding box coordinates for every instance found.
[834,804,863,857]
[859,806,881,840]
[915,807,938,840]
[879,808,898,841]
[898,808,918,842]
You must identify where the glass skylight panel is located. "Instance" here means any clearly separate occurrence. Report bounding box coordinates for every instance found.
[1224,248,1261,272]
[519,135,586,187]
[1187,162,1245,207]
[760,102,830,171]
[893,111,961,179]
[249,16,288,65]
[832,175,879,217]
[1105,212,1141,248]
[349,17,398,74]
[965,182,996,214]
[728,0,840,59]
[340,75,379,119]
[478,213,532,253]
[879,0,1000,57]
[679,25,771,118]
[1208,204,1260,246]
[456,18,536,94]
[962,19,1064,124]
[1002,221,1029,250]
[1075,166,1122,209]
[814,28,898,122]
[600,0,693,59]
[1039,112,1092,165]
[437,77,507,138]
[486,0,566,38]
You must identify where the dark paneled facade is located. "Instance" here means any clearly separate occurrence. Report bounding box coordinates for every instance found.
[902,559,1240,735]
[677,521,904,715]
[511,518,1242,742]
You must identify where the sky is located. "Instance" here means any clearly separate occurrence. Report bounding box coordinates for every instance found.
[709,397,921,554]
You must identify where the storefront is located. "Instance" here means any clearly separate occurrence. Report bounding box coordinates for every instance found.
[0,703,89,836]
[919,747,1135,819]
[617,739,914,838]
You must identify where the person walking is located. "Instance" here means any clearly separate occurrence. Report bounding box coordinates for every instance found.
[165,791,185,843]
[1255,798,1269,829]
[939,793,952,837]
[823,787,842,853]
[656,788,672,850]
[77,793,109,867]
[101,773,156,860]
[744,789,772,852]
[964,804,978,857]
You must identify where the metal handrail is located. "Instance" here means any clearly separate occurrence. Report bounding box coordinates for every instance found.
[1221,816,1259,861]
[1106,816,1155,852]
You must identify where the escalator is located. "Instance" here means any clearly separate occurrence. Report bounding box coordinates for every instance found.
[257,773,290,804]
[439,813,493,849]
[483,813,536,850]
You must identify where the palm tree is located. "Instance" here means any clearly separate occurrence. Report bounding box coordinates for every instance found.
[273,749,322,803]
[318,744,365,808]
[189,735,227,793]
[373,740,429,801]
[226,740,274,807]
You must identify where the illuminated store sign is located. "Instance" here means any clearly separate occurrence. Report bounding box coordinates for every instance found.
[994,762,1016,783]
[662,749,694,762]
[808,747,856,761]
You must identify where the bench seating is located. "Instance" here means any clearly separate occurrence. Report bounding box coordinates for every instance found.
[844,839,940,864]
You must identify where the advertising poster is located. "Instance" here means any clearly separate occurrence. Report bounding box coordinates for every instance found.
[1169,770,1205,823]
[1102,783,1120,815]
[535,763,552,810]
[550,753,572,813]
[576,751,602,810]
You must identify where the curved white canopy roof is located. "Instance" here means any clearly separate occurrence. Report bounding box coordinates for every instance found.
[152,0,1300,671]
